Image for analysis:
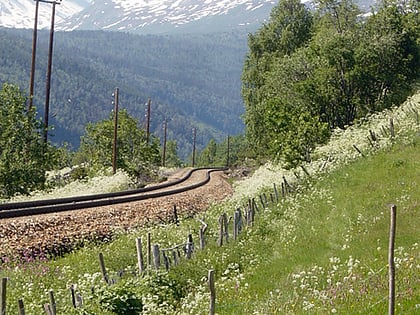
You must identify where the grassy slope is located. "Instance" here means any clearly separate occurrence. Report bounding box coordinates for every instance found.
[1,92,420,314]
[222,142,420,314]
[165,138,420,315]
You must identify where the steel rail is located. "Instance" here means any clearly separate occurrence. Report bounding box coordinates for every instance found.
[0,168,226,219]
[0,167,200,210]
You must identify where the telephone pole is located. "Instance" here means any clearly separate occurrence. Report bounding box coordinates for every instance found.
[162,119,167,167]
[145,98,151,144]
[28,0,40,111]
[192,128,197,167]
[43,0,61,144]
[112,88,119,175]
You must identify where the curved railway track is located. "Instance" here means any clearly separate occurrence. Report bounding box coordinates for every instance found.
[0,167,226,219]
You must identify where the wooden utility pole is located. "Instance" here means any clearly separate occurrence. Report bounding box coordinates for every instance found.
[28,0,40,111]
[226,135,230,167]
[192,127,197,167]
[388,204,397,315]
[112,87,119,175]
[146,98,151,144]
[162,119,167,167]
[43,0,60,144]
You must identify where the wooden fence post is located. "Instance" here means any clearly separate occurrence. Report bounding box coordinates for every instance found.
[70,285,76,308]
[49,290,56,315]
[259,194,265,209]
[162,251,170,271]
[199,227,205,249]
[173,205,179,225]
[222,213,229,243]
[388,204,397,315]
[98,253,108,284]
[283,176,291,193]
[153,244,160,269]
[1,277,7,315]
[273,183,279,202]
[208,270,216,315]
[172,251,179,266]
[389,118,395,138]
[186,234,194,259]
[43,303,52,315]
[18,299,25,315]
[233,210,239,240]
[218,214,224,246]
[147,232,152,269]
[136,237,145,274]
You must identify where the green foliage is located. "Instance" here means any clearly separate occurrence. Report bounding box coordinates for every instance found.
[242,0,420,167]
[163,140,183,168]
[93,272,186,314]
[196,134,252,167]
[1,92,420,314]
[77,109,161,184]
[0,83,54,198]
[97,280,143,315]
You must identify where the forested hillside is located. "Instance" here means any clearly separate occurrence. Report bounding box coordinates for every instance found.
[242,0,420,168]
[0,28,247,158]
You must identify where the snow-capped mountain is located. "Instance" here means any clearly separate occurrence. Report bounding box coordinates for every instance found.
[57,0,279,34]
[0,0,377,34]
[0,0,91,29]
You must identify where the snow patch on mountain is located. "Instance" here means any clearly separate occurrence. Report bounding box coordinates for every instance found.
[0,0,90,29]
[57,0,279,33]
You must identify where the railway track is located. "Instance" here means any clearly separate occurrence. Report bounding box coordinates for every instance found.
[0,167,226,219]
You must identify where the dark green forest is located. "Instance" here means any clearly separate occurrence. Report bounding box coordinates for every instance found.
[0,28,248,159]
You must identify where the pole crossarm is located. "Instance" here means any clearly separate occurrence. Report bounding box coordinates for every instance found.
[35,0,62,4]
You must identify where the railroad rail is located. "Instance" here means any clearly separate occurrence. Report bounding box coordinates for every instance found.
[0,167,226,219]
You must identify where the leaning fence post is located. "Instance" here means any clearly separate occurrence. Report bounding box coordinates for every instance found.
[136,237,145,274]
[273,183,279,202]
[208,270,216,315]
[98,253,108,284]
[1,277,7,315]
[259,194,265,209]
[388,204,397,315]
[70,285,76,308]
[18,299,25,315]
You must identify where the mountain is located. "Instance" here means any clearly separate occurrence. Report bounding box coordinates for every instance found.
[58,0,378,35]
[57,0,279,34]
[0,0,91,29]
[1,0,378,35]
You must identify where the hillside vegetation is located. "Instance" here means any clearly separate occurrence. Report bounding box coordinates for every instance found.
[0,90,419,314]
[242,0,420,168]
[0,28,247,158]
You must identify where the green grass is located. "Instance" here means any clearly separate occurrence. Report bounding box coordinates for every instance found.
[214,140,420,314]
[1,93,420,314]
